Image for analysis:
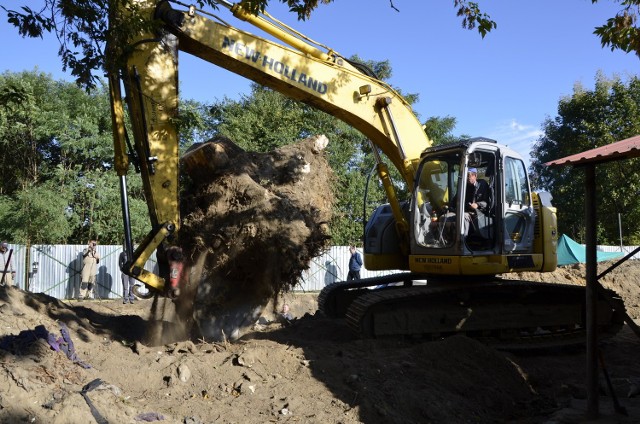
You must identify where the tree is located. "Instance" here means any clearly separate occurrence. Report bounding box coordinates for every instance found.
[4,1,634,92]
[530,74,640,244]
[0,182,74,245]
[0,70,151,244]
[593,0,640,55]
[423,116,467,146]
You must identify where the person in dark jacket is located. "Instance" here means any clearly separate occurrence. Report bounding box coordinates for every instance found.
[446,168,492,239]
[460,167,491,237]
[118,250,136,304]
[347,245,363,281]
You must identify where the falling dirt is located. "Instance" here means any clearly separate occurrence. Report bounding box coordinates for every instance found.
[172,134,334,343]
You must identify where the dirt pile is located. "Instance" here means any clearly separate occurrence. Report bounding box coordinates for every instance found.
[1,261,640,423]
[503,259,640,318]
[0,288,555,424]
[174,134,334,342]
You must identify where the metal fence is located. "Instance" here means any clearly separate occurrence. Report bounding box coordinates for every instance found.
[18,244,158,300]
[5,242,637,299]
[297,246,399,291]
[4,244,398,299]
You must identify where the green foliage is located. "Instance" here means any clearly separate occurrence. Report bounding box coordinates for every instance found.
[454,0,497,38]
[176,99,210,151]
[530,74,640,244]
[0,182,73,244]
[0,70,150,245]
[207,85,314,151]
[592,0,640,57]
[423,116,465,146]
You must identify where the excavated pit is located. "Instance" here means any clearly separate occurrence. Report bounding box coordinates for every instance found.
[172,134,334,342]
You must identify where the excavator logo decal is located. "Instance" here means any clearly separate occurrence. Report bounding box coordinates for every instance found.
[222,37,328,94]
[415,257,452,264]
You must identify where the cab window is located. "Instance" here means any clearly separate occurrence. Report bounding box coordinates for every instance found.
[504,157,530,207]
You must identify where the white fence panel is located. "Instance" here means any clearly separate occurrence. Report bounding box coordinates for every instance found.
[598,244,640,259]
[20,245,401,298]
[29,245,157,300]
[296,246,402,292]
[14,242,637,299]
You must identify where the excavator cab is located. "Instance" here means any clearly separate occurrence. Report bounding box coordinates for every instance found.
[364,137,545,276]
[407,137,538,275]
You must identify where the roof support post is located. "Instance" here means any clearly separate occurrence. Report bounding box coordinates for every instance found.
[585,163,599,419]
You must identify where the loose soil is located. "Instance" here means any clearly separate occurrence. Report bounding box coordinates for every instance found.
[1,260,640,424]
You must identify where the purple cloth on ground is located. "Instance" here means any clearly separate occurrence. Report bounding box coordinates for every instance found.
[47,333,62,351]
[58,322,91,368]
[0,323,90,368]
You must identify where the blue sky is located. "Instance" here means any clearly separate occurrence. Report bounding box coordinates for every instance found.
[1,0,638,165]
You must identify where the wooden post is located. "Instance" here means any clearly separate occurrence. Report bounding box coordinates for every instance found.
[585,164,599,418]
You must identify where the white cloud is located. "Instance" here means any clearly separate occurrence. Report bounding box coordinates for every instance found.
[486,119,543,166]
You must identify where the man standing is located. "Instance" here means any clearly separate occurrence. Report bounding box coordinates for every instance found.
[80,240,100,299]
[347,245,363,281]
[119,250,135,304]
[0,242,15,287]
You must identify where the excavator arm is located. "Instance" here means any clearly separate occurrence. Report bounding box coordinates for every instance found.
[110,0,432,293]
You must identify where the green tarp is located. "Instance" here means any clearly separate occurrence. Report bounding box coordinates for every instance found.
[557,234,624,266]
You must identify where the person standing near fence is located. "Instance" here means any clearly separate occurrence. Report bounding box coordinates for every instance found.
[80,240,100,299]
[0,242,15,287]
[347,245,363,281]
[118,250,136,304]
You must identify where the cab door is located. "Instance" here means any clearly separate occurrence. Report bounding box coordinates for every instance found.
[501,155,536,253]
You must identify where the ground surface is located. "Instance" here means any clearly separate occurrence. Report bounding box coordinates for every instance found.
[1,260,640,423]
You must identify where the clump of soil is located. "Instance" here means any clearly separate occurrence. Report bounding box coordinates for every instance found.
[174,134,334,342]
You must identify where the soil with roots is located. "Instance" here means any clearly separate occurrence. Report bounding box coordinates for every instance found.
[170,134,335,344]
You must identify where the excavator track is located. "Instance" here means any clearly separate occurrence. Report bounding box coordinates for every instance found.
[318,273,423,318]
[319,275,626,350]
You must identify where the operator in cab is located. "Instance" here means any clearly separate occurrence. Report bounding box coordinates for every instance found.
[460,167,491,237]
[443,167,492,243]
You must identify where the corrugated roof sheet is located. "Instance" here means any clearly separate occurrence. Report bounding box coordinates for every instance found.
[546,134,640,166]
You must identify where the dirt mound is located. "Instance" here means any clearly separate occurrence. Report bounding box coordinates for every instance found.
[1,259,640,423]
[0,287,548,423]
[174,135,334,342]
[504,260,640,318]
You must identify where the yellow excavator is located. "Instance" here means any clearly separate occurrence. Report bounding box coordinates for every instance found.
[109,0,624,347]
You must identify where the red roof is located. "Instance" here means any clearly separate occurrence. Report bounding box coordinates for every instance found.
[546,134,640,166]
